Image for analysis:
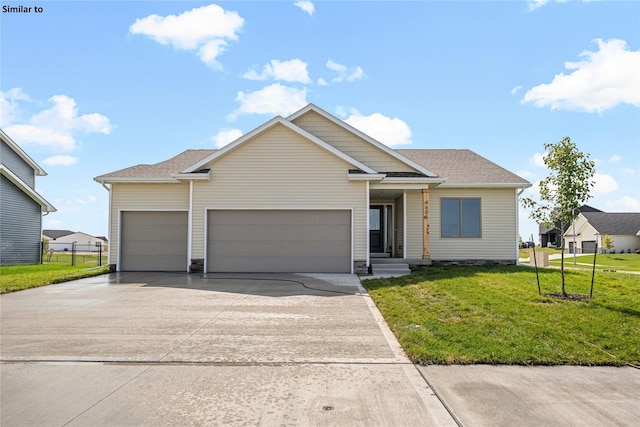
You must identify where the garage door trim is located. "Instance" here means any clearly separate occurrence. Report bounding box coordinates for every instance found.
[204,207,354,273]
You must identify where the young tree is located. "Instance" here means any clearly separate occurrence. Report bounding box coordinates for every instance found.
[522,137,595,296]
[601,235,614,257]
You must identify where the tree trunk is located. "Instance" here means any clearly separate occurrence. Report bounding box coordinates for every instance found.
[560,222,567,296]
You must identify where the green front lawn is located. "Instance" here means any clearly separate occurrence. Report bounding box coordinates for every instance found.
[0,264,110,294]
[362,265,640,366]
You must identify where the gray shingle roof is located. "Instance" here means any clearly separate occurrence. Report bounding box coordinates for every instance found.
[94,149,215,180]
[397,149,529,185]
[582,212,640,235]
[43,230,74,239]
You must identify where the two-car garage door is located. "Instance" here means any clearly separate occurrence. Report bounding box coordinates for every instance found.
[207,210,351,273]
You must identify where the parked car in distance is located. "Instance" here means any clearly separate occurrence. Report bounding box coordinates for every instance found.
[519,241,535,249]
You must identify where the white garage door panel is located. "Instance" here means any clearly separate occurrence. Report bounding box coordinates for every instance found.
[121,211,188,271]
[207,210,351,273]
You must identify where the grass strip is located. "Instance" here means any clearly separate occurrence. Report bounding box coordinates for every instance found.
[0,264,110,294]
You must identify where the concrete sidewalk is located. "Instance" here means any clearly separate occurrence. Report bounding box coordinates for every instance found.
[419,365,640,427]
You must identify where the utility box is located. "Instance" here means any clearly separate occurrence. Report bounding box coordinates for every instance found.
[529,250,549,267]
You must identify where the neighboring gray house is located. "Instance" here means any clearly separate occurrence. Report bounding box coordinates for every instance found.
[95,104,530,273]
[564,211,640,254]
[1,130,56,265]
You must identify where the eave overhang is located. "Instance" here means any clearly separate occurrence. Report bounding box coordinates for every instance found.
[348,173,386,181]
[171,170,212,181]
[93,177,182,184]
[1,165,56,213]
[0,129,47,176]
[436,182,533,189]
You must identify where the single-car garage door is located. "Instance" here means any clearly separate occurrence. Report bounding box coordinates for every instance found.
[582,240,597,254]
[120,211,188,271]
[207,210,351,273]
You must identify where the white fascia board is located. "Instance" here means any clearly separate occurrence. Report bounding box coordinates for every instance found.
[93,177,181,184]
[287,104,439,177]
[0,129,47,176]
[437,182,533,189]
[171,171,211,181]
[348,173,386,181]
[379,177,446,185]
[182,116,377,174]
[0,165,56,212]
[370,183,434,191]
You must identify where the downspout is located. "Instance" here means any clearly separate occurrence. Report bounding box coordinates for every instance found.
[188,180,193,272]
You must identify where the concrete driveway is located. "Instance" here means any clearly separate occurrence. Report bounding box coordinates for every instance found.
[0,272,454,426]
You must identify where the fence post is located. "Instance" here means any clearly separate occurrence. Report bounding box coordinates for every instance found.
[72,241,76,266]
[96,241,102,267]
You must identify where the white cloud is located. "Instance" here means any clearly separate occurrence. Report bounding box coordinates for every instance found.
[211,128,243,148]
[528,1,596,12]
[527,0,550,11]
[608,154,622,163]
[531,152,547,167]
[606,195,640,211]
[42,155,79,166]
[517,170,534,178]
[522,39,640,113]
[317,77,328,86]
[593,173,618,195]
[2,93,112,152]
[0,88,31,126]
[344,109,412,146]
[325,60,365,83]
[622,168,636,175]
[294,1,314,16]
[228,84,307,120]
[129,4,244,69]
[510,85,522,96]
[242,59,311,83]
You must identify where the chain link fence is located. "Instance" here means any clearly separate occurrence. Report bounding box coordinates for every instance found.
[42,241,106,267]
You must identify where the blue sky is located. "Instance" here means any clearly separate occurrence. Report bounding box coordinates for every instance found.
[2,0,639,242]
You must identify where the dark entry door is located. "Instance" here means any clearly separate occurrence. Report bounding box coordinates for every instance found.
[369,205,384,253]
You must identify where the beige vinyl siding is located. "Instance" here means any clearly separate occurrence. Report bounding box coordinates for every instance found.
[191,124,367,261]
[405,191,424,258]
[109,183,189,262]
[292,110,417,173]
[430,188,517,260]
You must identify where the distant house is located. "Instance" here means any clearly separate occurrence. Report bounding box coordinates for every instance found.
[538,205,602,248]
[1,130,56,265]
[563,212,640,254]
[43,230,108,252]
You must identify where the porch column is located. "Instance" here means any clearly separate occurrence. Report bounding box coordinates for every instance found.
[422,189,430,259]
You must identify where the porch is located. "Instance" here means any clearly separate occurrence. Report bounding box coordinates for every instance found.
[367,186,431,268]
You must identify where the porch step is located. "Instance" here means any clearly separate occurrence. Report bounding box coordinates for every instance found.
[370,262,411,277]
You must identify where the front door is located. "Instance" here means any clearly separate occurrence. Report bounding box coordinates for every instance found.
[369,205,385,253]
